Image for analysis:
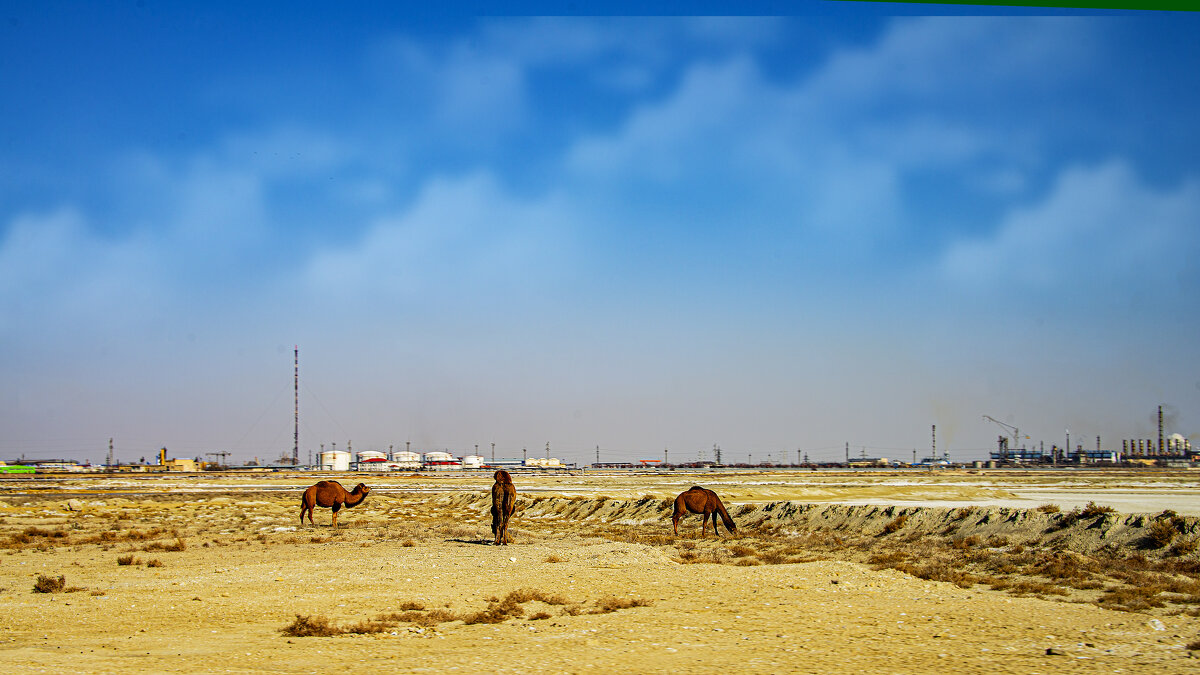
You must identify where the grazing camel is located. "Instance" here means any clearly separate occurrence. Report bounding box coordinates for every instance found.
[491,470,516,545]
[299,481,370,529]
[672,486,736,537]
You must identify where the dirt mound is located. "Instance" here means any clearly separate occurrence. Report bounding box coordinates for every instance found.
[437,493,1199,558]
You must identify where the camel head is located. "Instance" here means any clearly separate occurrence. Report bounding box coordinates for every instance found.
[353,483,370,496]
[494,470,513,484]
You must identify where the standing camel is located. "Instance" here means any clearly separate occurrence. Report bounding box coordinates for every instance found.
[299,481,370,529]
[491,470,516,545]
[672,486,737,537]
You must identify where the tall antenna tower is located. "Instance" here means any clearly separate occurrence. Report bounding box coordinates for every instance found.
[293,346,299,466]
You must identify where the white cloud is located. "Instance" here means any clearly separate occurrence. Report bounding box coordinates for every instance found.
[941,161,1200,301]
[304,171,574,312]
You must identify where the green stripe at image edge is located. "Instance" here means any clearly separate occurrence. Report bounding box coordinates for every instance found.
[832,0,1198,10]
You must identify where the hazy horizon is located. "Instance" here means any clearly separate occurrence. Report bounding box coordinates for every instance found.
[2,6,1198,465]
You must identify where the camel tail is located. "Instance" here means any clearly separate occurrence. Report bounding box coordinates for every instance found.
[715,499,737,534]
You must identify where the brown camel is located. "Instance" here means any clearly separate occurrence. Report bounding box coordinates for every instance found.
[299,481,370,529]
[672,486,736,537]
[491,470,516,545]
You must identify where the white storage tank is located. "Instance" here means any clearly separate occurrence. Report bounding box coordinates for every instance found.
[462,455,484,469]
[423,451,461,471]
[390,451,422,470]
[319,450,351,472]
[357,451,388,471]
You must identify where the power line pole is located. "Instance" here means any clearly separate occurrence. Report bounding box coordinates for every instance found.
[293,346,299,466]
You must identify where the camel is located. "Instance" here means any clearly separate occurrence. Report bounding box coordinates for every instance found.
[299,481,370,529]
[672,486,736,537]
[491,470,516,545]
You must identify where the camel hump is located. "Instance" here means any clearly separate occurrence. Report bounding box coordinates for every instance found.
[689,485,705,492]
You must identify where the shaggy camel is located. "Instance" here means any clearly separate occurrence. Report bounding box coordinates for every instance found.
[672,486,736,537]
[491,470,516,545]
[299,481,370,529]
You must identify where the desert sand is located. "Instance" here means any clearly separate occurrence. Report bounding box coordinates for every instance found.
[1,469,1198,674]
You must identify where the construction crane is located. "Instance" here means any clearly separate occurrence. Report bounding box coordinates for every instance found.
[205,451,232,469]
[983,415,1027,454]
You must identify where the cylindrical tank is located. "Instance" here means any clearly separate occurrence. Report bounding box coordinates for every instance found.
[391,451,421,463]
[319,450,351,472]
[462,455,484,469]
[357,451,387,463]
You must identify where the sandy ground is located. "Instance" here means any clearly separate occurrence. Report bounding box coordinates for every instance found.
[1,470,1198,673]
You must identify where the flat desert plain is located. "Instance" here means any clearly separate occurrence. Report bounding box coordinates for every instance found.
[2,469,1199,674]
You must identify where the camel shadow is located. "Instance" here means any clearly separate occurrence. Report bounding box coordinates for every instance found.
[447,538,494,546]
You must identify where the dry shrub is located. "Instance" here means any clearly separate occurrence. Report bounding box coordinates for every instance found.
[1037,504,1060,514]
[727,544,756,558]
[280,614,343,637]
[881,515,907,535]
[460,588,567,625]
[146,559,163,568]
[544,554,566,563]
[1080,502,1115,518]
[893,561,975,588]
[530,611,552,620]
[593,596,651,613]
[396,600,425,611]
[1170,538,1199,557]
[951,536,981,550]
[953,507,977,521]
[1098,586,1166,612]
[401,539,416,547]
[1002,580,1069,597]
[343,619,390,634]
[868,551,908,568]
[117,554,139,566]
[33,574,66,593]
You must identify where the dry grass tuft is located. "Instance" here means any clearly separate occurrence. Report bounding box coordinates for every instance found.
[280,614,343,637]
[1080,502,1116,517]
[881,515,908,535]
[592,596,651,613]
[33,574,66,593]
[146,558,164,568]
[117,554,139,566]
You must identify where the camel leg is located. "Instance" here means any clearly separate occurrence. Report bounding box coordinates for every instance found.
[332,504,341,529]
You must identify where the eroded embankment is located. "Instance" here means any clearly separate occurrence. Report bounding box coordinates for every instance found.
[432,493,1200,557]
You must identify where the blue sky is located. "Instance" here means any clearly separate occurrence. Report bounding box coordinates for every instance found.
[2,4,1198,465]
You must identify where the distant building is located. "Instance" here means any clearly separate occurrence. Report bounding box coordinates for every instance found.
[164,458,199,472]
[524,456,562,468]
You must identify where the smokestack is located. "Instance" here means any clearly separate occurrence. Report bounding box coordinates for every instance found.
[1159,405,1164,453]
